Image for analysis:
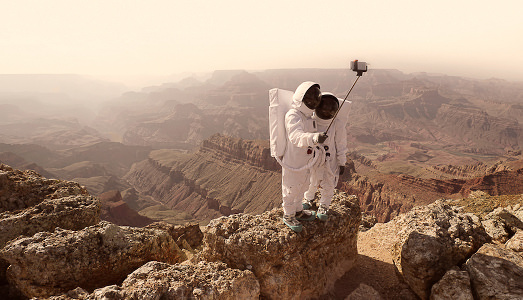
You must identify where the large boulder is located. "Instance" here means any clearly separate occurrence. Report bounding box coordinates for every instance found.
[196,192,361,300]
[0,221,185,298]
[390,200,490,300]
[465,243,523,299]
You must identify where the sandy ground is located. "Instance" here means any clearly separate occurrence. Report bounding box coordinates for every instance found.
[321,223,419,300]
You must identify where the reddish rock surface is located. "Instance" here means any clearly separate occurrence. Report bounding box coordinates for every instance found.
[98,190,153,227]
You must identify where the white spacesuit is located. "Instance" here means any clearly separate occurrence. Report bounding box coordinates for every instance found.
[280,81,324,231]
[303,93,348,220]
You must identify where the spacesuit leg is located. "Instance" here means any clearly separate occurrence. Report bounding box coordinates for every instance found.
[318,168,338,208]
[303,167,320,210]
[282,168,309,216]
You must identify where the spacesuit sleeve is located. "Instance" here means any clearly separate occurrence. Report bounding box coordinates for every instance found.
[285,110,316,148]
[335,119,348,166]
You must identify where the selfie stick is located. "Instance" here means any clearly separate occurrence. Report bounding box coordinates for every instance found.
[324,74,361,134]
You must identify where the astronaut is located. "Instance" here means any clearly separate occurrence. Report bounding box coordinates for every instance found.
[281,81,327,232]
[303,93,348,221]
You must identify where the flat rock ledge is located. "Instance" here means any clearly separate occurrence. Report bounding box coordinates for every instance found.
[196,192,362,300]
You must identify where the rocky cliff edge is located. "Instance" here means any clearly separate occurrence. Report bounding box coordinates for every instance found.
[0,163,361,299]
[1,163,523,299]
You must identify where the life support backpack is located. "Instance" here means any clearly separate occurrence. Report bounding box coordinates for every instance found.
[268,88,294,158]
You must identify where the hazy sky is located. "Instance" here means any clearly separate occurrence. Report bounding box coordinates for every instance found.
[2,0,523,85]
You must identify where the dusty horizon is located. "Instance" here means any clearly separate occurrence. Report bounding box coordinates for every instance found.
[2,1,523,86]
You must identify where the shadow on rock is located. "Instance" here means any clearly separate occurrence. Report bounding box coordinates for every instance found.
[319,254,418,300]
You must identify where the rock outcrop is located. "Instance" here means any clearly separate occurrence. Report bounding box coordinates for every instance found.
[0,164,100,291]
[0,164,92,216]
[2,162,522,300]
[1,164,365,300]
[201,133,280,171]
[37,192,360,300]
[1,221,185,298]
[372,196,523,300]
[389,200,491,300]
[196,192,361,299]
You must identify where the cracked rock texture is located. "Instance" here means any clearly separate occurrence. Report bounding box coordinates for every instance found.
[96,261,259,300]
[390,200,491,300]
[1,221,184,298]
[0,165,100,250]
[2,163,523,300]
[0,164,100,290]
[196,192,361,300]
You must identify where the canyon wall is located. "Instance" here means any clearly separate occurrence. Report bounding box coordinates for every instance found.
[124,134,282,223]
[125,134,523,224]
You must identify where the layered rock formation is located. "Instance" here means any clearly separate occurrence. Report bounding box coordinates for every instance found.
[348,88,523,155]
[459,167,523,196]
[431,160,512,179]
[124,134,282,223]
[123,133,523,226]
[201,133,279,171]
[340,160,523,222]
[121,103,268,150]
